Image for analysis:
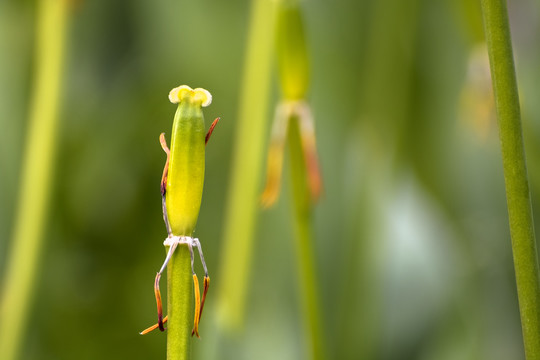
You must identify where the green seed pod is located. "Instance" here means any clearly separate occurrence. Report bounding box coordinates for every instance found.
[166,86,212,236]
[141,85,216,340]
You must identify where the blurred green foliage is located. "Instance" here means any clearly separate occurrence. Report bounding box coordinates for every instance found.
[1,0,540,359]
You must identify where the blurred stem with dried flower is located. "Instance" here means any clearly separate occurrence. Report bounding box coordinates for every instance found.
[480,0,540,358]
[261,1,325,359]
[0,0,69,359]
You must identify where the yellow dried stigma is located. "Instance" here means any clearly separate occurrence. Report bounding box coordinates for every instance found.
[168,85,212,107]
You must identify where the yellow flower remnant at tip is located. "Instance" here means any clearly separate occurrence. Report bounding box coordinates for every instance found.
[168,85,212,107]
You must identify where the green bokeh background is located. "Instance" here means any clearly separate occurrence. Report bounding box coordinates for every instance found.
[1,0,540,359]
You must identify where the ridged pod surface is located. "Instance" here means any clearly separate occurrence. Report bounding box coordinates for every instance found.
[166,86,211,236]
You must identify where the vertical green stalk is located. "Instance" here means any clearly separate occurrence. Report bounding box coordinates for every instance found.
[480,0,540,358]
[167,245,194,360]
[0,1,68,359]
[274,2,324,358]
[216,0,275,330]
[288,117,324,360]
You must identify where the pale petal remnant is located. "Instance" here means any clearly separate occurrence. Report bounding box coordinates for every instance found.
[168,85,212,107]
[193,88,212,107]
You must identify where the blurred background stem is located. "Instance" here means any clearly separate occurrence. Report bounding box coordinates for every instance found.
[216,0,275,331]
[288,116,325,360]
[0,0,69,359]
[166,244,194,360]
[480,0,540,358]
[275,1,325,358]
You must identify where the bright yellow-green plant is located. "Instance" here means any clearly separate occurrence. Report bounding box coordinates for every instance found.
[140,85,219,360]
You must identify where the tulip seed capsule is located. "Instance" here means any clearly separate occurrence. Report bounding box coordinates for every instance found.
[140,85,219,338]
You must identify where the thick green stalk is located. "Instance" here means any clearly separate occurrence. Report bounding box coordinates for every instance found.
[0,1,68,359]
[288,117,325,360]
[167,244,194,360]
[216,0,275,330]
[480,0,540,358]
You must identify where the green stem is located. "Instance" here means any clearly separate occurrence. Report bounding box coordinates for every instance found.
[167,244,194,360]
[0,1,68,359]
[480,0,540,358]
[216,0,275,331]
[288,117,325,360]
